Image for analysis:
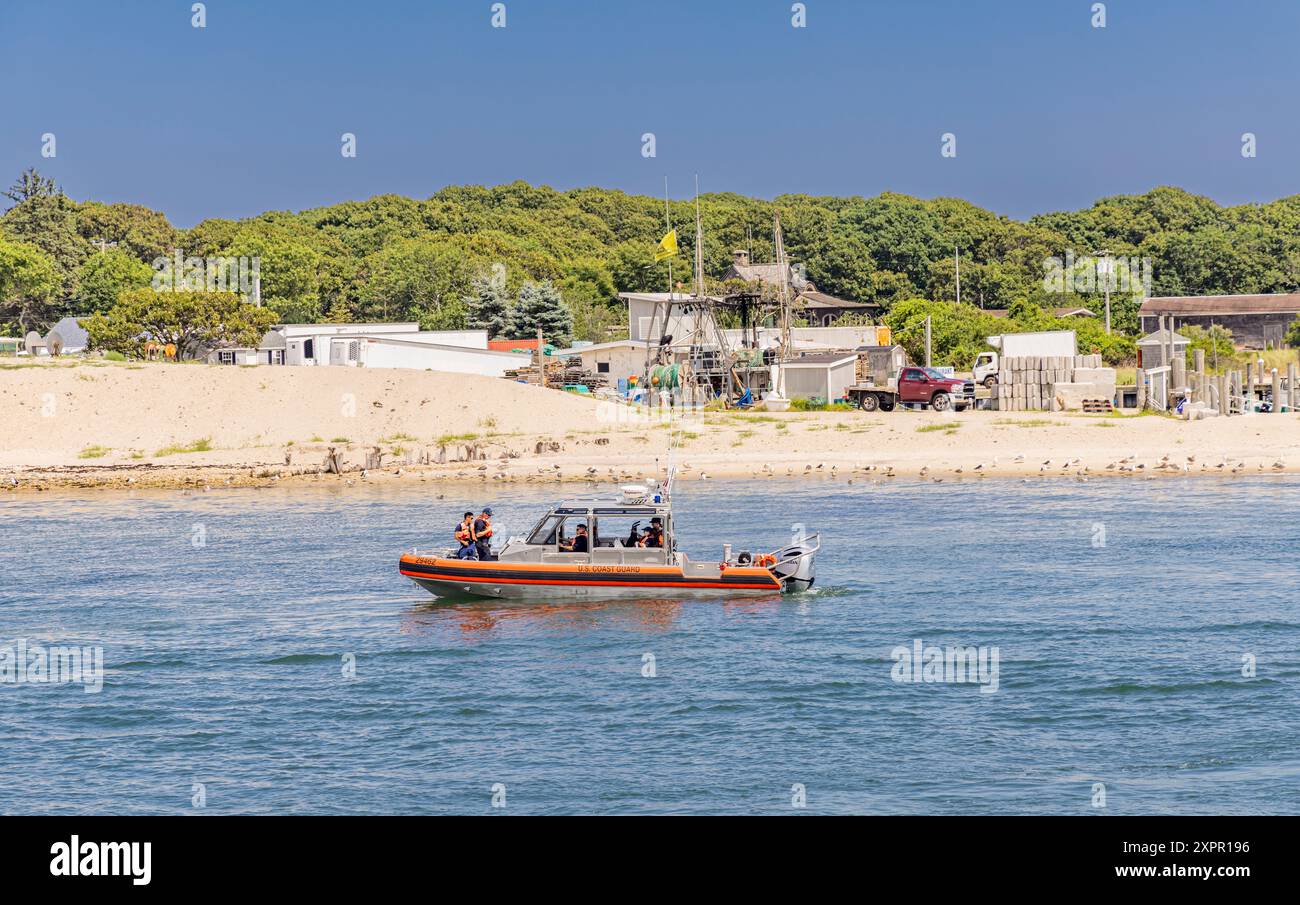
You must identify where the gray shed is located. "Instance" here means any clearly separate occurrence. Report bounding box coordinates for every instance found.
[1137,329,1189,369]
[48,316,90,353]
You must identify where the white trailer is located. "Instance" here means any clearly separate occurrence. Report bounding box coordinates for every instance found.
[973,330,1078,388]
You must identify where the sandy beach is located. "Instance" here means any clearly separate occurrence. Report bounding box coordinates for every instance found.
[3,360,1300,492]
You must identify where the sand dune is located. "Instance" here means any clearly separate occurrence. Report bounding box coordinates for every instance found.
[1,361,599,467]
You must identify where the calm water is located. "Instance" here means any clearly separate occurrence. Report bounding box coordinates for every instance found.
[2,477,1299,815]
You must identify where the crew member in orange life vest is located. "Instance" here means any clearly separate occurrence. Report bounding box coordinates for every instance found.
[560,523,589,553]
[455,512,477,560]
[638,517,664,548]
[473,508,494,560]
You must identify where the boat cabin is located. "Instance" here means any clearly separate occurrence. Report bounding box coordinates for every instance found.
[499,500,674,566]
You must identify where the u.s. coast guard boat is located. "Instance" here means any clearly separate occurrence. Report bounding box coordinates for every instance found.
[398,480,818,601]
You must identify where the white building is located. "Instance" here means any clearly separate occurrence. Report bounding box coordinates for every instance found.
[779,353,859,402]
[551,340,653,382]
[207,322,531,377]
[332,334,530,376]
[277,322,425,366]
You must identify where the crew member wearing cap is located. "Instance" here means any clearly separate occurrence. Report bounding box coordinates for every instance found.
[473,507,495,561]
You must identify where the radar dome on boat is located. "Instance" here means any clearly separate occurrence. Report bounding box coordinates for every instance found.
[620,484,650,503]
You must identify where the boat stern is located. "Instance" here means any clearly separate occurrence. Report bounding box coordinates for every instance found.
[769,533,819,591]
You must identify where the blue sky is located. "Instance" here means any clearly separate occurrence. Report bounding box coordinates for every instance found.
[2,0,1297,226]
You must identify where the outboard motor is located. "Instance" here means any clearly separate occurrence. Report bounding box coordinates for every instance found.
[769,534,819,591]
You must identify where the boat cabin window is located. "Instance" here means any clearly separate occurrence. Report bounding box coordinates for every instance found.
[592,516,664,548]
[526,515,585,546]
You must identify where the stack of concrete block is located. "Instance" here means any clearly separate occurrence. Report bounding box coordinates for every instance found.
[995,354,1104,411]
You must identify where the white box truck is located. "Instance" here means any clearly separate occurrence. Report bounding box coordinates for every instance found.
[972,330,1078,388]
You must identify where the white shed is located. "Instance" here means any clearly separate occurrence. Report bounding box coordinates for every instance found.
[552,340,652,382]
[780,353,859,402]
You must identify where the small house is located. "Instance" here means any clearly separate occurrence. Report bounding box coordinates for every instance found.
[208,330,286,365]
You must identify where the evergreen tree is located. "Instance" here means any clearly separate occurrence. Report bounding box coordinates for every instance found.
[464,270,510,337]
[1,168,86,297]
[507,280,572,346]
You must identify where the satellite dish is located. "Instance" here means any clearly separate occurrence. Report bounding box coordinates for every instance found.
[46,330,64,357]
[24,331,43,355]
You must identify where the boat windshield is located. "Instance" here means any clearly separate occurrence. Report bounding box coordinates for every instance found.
[526,515,586,546]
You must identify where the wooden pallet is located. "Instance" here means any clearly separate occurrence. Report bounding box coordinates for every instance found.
[1081,399,1114,414]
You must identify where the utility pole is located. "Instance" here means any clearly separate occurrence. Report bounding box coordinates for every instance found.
[1098,250,1113,334]
[954,246,961,306]
[925,315,932,367]
[536,327,545,387]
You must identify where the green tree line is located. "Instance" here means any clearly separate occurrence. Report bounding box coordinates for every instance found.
[5,168,1300,355]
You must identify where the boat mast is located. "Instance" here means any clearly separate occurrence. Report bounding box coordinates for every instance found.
[773,212,792,398]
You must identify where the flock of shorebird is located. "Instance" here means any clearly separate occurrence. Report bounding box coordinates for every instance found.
[413,453,1288,486]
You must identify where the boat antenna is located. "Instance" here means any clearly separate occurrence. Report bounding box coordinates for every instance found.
[664,175,673,303]
[694,174,704,299]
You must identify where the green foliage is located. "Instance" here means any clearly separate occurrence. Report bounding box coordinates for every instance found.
[789,397,855,411]
[1182,323,1236,370]
[9,169,1300,349]
[75,202,178,262]
[507,280,572,346]
[74,249,154,315]
[0,235,60,334]
[1,168,86,298]
[81,289,277,360]
[1286,317,1300,350]
[883,298,1007,368]
[221,229,322,323]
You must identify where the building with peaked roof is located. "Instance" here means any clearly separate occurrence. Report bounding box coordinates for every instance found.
[795,290,880,326]
[1139,293,1300,349]
[47,316,90,353]
[206,330,287,366]
[1135,328,1190,369]
[722,249,811,291]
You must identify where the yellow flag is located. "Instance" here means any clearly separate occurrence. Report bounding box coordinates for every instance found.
[654,229,679,262]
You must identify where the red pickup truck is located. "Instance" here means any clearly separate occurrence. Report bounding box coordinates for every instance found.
[847,367,975,413]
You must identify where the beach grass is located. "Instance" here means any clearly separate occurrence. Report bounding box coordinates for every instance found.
[435,432,479,445]
[994,418,1064,427]
[154,437,213,457]
[78,445,111,459]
